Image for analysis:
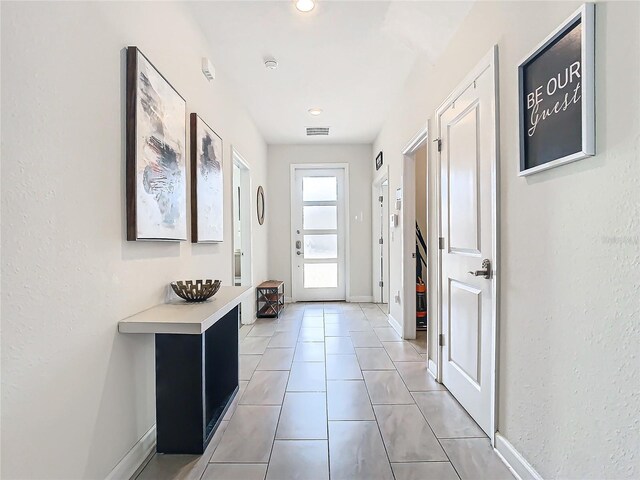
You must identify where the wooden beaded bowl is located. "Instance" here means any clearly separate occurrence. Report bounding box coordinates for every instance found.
[170,279,221,302]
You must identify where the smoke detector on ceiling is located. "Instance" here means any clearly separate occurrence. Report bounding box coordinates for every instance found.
[201,57,215,81]
[264,58,278,70]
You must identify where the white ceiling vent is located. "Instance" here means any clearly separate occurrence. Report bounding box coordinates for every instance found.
[306,127,330,136]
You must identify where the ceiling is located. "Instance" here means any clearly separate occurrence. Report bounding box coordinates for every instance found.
[189,1,473,144]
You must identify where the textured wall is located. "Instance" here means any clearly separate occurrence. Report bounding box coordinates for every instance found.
[267,145,373,301]
[373,1,640,478]
[1,2,268,478]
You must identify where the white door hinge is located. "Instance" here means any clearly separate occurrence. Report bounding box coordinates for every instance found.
[439,334,445,347]
[438,237,445,250]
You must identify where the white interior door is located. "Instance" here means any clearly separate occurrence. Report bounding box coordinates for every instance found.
[438,52,497,437]
[381,181,389,304]
[232,149,254,324]
[291,167,346,301]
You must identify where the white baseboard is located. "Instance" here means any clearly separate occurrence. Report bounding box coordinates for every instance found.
[347,296,374,303]
[106,425,156,480]
[387,313,402,336]
[428,359,438,379]
[494,432,542,480]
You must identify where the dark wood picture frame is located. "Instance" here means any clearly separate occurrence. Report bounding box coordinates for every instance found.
[375,151,383,171]
[518,4,595,176]
[190,113,224,243]
[126,46,187,241]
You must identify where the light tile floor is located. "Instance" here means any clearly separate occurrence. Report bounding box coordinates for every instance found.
[137,302,514,480]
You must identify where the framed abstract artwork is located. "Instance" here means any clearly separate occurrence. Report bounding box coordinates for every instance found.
[518,4,595,176]
[190,113,224,243]
[126,46,187,241]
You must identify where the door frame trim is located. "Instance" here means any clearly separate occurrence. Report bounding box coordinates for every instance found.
[289,163,350,302]
[371,165,389,304]
[435,45,500,445]
[400,123,429,340]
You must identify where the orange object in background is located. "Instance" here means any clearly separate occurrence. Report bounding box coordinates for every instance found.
[416,278,427,319]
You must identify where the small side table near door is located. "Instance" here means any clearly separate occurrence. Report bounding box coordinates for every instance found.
[256,281,285,318]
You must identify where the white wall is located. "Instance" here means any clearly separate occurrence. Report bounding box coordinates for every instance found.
[1,2,268,478]
[267,145,373,301]
[373,1,640,478]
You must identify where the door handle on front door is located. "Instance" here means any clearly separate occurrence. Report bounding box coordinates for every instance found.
[468,259,492,279]
[296,251,303,256]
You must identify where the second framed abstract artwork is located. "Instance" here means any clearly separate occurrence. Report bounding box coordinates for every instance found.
[190,113,224,243]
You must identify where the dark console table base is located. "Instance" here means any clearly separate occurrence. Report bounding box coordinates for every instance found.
[155,306,239,454]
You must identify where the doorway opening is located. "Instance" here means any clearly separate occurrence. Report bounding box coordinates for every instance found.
[415,144,429,334]
[290,164,349,302]
[232,147,254,324]
[372,167,389,306]
[400,125,429,346]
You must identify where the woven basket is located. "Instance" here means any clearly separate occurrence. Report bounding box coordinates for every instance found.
[170,279,221,302]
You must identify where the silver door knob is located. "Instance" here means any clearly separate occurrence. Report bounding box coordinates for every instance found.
[296,251,303,256]
[468,259,491,279]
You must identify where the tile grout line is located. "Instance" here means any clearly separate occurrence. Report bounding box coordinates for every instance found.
[356,303,398,480]
[383,332,462,479]
[263,316,296,480]
[323,305,331,480]
[406,383,463,480]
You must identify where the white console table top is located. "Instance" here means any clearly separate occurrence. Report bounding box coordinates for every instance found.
[118,286,252,334]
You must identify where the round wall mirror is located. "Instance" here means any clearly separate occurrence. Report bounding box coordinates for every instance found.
[257,186,265,225]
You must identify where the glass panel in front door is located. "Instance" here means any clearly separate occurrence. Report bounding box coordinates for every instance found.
[303,206,337,230]
[302,175,338,291]
[304,263,338,288]
[303,176,337,201]
[304,234,338,259]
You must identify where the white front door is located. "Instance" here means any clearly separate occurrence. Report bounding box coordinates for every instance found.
[438,49,497,437]
[291,167,347,301]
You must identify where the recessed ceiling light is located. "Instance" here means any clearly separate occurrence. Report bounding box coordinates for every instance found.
[295,0,315,13]
[308,108,323,116]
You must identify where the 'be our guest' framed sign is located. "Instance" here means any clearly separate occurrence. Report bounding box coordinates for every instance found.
[518,3,595,176]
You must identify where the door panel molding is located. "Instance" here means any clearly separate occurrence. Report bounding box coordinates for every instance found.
[448,279,482,388]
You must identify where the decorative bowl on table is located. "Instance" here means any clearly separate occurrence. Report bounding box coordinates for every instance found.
[170,279,221,302]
